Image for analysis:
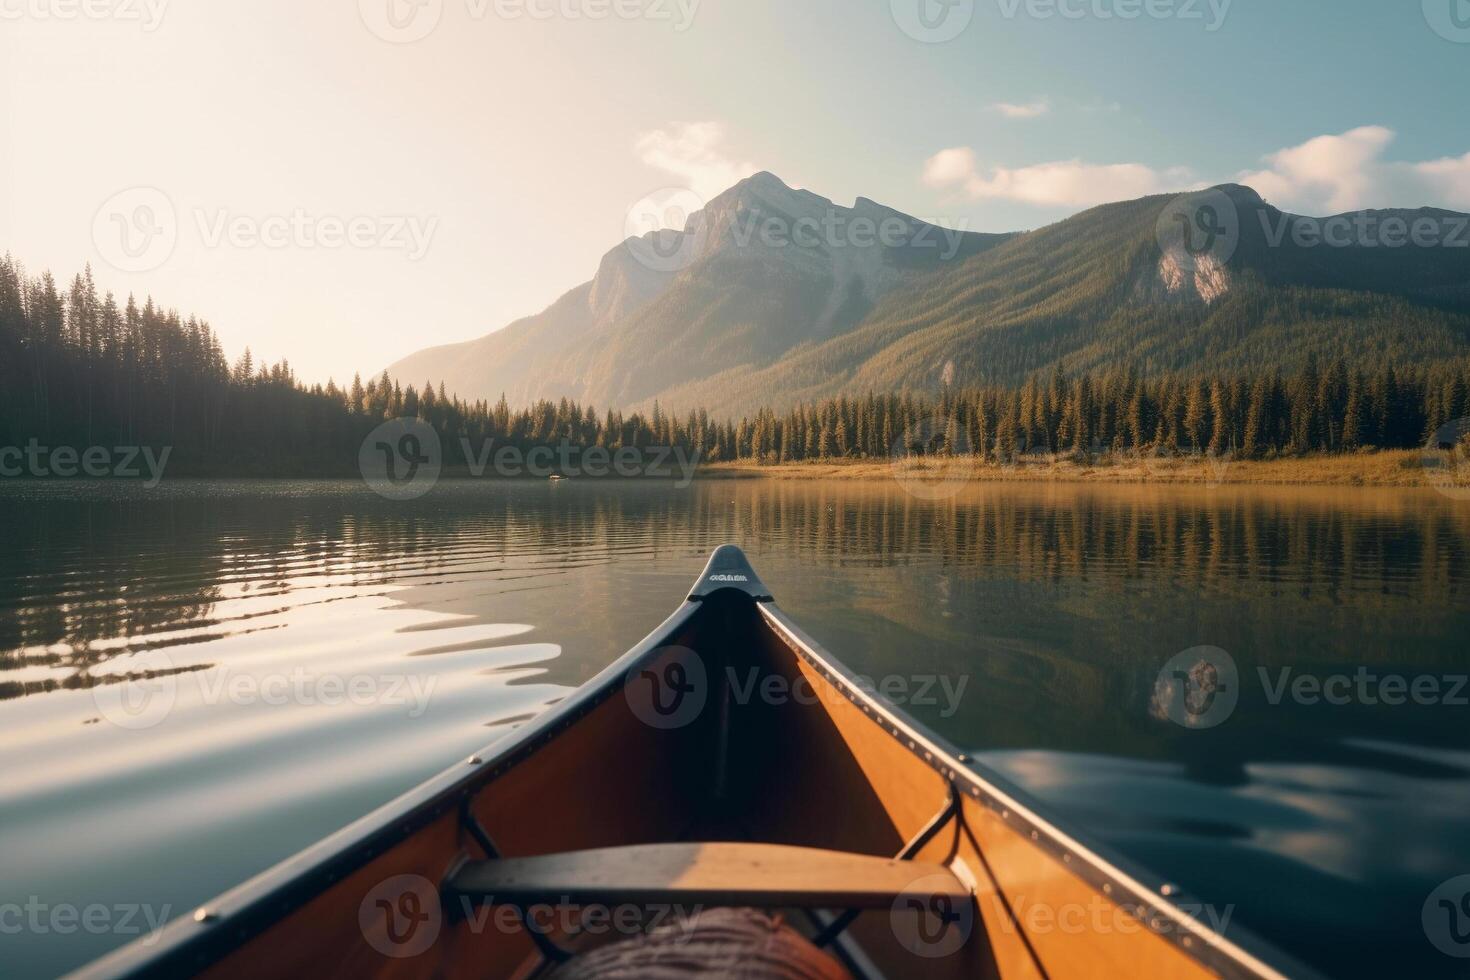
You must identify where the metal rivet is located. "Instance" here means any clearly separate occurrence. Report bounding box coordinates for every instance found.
[1161,883,1178,897]
[1001,809,1009,820]
[1063,854,1072,864]
[468,756,483,765]
[194,908,216,923]
[1103,883,1113,895]
[1182,936,1194,948]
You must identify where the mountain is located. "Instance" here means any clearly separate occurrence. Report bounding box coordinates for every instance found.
[388,177,1470,416]
[385,172,1013,409]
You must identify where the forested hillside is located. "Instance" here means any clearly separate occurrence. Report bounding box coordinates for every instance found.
[4,255,1466,479]
[649,185,1470,414]
[388,177,1470,417]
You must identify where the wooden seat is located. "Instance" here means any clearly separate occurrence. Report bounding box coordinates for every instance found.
[447,842,968,910]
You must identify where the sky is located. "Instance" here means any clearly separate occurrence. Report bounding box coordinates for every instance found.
[2,0,1468,384]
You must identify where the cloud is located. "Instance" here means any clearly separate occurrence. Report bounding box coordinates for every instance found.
[1238,126,1470,213]
[989,100,1050,120]
[923,147,1195,208]
[635,122,759,202]
[922,127,1470,214]
[922,147,981,188]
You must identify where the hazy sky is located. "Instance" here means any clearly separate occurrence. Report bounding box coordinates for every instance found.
[3,0,1468,384]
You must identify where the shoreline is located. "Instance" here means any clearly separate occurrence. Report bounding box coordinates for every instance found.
[697,449,1467,489]
[0,449,1462,491]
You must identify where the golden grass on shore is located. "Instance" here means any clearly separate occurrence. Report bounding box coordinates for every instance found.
[699,449,1470,489]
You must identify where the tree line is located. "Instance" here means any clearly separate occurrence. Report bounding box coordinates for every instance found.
[735,360,1470,464]
[2,256,1467,475]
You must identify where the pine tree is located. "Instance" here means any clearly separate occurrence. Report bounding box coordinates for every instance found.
[1208,380,1231,455]
[1184,381,1208,452]
[1243,377,1269,457]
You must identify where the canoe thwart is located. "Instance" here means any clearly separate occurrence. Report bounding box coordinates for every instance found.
[446,842,969,910]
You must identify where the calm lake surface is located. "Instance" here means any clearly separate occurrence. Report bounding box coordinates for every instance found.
[2,478,1468,978]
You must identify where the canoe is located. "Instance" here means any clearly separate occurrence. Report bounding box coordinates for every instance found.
[74,546,1318,980]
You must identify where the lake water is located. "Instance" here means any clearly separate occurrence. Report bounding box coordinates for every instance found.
[2,478,1468,978]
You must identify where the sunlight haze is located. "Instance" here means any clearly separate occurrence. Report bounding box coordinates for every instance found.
[3,0,1467,384]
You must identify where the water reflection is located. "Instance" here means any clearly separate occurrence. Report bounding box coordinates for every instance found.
[0,479,1466,978]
